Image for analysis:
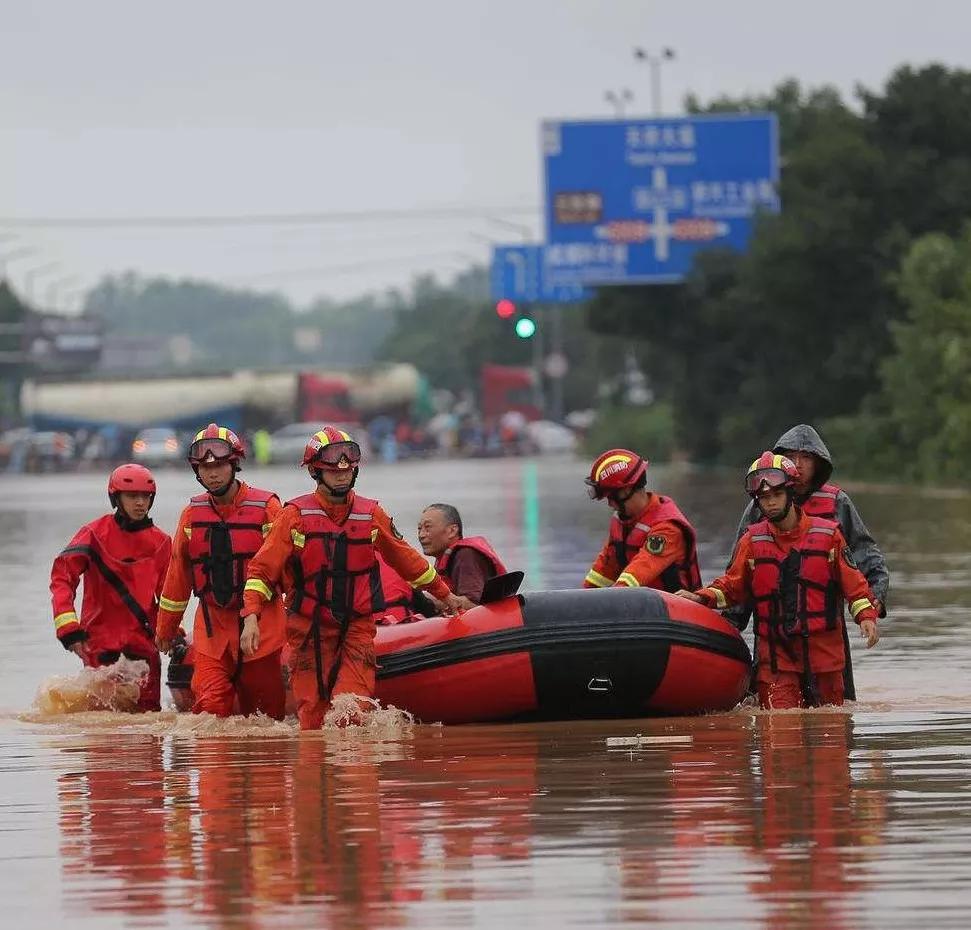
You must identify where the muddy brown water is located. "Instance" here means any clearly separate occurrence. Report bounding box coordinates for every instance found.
[3,457,971,928]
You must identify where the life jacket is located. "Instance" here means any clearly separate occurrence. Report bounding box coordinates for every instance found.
[286,493,385,625]
[376,556,418,624]
[286,493,387,699]
[186,487,275,635]
[609,496,702,593]
[748,516,842,676]
[800,482,841,521]
[434,537,507,594]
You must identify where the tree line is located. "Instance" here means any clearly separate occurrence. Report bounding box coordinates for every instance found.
[587,65,971,483]
[74,64,971,483]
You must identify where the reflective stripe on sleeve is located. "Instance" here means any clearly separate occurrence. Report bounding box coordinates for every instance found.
[850,598,872,619]
[54,611,79,631]
[616,572,640,588]
[243,578,274,601]
[409,565,437,588]
[291,529,306,548]
[584,569,613,588]
[159,596,190,614]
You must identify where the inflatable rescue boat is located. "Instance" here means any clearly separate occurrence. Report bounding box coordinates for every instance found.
[167,585,750,722]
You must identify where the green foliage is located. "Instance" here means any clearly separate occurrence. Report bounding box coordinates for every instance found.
[596,66,971,472]
[378,275,534,395]
[582,403,675,463]
[377,277,629,405]
[83,272,451,371]
[830,228,971,484]
[0,281,29,418]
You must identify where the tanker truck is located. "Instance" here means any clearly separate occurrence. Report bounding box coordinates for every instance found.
[20,364,424,433]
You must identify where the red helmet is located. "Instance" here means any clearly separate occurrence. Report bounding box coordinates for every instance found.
[585,449,648,500]
[302,425,362,470]
[745,451,799,496]
[187,423,245,466]
[108,463,157,505]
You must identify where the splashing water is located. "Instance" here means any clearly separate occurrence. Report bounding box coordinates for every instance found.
[323,692,415,733]
[32,656,149,715]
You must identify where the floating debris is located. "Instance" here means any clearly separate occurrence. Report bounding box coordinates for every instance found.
[605,734,693,750]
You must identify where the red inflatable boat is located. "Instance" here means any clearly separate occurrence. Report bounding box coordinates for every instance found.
[374,587,749,723]
[167,587,750,722]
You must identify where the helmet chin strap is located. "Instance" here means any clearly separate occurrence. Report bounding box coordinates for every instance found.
[315,466,359,500]
[757,489,795,524]
[194,464,238,499]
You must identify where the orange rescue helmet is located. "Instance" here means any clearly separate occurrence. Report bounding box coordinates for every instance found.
[187,423,246,465]
[302,425,362,470]
[745,451,799,496]
[586,448,648,500]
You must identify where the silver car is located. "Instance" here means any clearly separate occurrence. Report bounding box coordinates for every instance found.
[132,427,183,467]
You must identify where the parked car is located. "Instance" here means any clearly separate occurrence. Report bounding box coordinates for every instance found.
[525,419,578,454]
[267,422,368,466]
[132,427,183,468]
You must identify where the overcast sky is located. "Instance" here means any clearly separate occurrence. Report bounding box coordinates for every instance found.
[1,0,967,310]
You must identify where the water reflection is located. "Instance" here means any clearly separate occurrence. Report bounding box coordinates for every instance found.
[9,459,971,928]
[48,713,906,929]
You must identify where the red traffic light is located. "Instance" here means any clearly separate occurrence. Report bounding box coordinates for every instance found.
[496,299,516,319]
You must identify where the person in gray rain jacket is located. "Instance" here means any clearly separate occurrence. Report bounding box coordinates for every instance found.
[728,424,890,699]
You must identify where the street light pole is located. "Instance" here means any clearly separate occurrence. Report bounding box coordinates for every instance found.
[604,88,634,118]
[61,287,87,315]
[46,275,80,311]
[633,47,676,116]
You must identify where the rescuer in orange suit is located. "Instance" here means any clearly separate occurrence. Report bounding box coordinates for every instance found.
[241,425,470,730]
[155,424,286,719]
[49,464,172,711]
[582,448,702,592]
[677,452,880,709]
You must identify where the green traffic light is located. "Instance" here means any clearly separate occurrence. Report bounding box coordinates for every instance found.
[515,317,536,339]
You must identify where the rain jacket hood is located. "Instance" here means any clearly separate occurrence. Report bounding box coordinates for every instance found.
[772,424,833,490]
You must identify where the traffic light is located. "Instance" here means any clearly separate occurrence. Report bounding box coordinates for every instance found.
[515,317,537,339]
[495,299,516,319]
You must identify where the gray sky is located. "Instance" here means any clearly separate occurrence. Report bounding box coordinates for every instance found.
[2,0,967,309]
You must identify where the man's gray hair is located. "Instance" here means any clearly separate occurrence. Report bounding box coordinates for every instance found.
[425,503,463,538]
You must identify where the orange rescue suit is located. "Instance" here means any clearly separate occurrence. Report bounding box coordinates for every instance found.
[242,488,451,729]
[157,481,286,718]
[584,493,701,592]
[695,512,877,683]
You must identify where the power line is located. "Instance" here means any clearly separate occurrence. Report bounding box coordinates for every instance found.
[233,250,481,284]
[0,203,540,230]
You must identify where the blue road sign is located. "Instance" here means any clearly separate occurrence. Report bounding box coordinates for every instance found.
[543,114,779,285]
[490,244,592,304]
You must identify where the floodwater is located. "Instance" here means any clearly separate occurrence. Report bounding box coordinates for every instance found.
[3,456,971,928]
